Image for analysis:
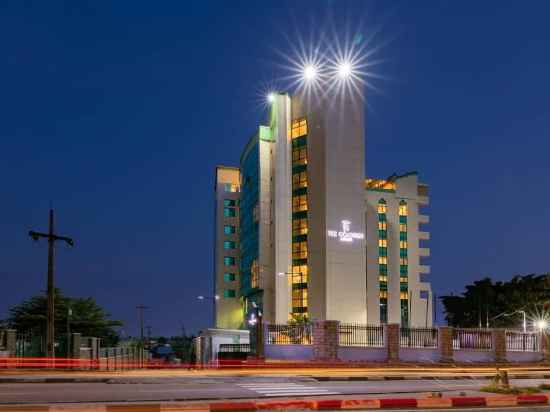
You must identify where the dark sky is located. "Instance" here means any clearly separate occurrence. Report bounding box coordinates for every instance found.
[2,1,549,337]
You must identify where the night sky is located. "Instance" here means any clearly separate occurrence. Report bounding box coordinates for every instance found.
[2,1,549,337]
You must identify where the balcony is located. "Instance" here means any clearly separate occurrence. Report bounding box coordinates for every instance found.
[419,264,431,274]
[418,231,430,241]
[419,247,430,257]
[418,214,430,225]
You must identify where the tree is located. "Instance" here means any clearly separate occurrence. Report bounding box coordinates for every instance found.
[3,289,122,346]
[441,274,550,328]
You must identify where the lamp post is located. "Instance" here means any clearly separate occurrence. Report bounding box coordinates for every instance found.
[247,301,264,359]
[491,310,527,333]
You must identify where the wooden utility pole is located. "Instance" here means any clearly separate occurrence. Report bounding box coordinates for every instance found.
[29,209,74,358]
[136,305,149,346]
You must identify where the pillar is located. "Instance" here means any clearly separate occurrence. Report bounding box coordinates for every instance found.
[312,320,339,361]
[385,324,400,362]
[6,330,16,357]
[438,327,454,363]
[71,333,81,359]
[542,332,550,362]
[492,329,507,363]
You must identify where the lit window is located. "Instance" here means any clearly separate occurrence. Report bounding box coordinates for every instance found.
[224,289,236,298]
[291,118,308,139]
[292,194,308,212]
[224,273,236,282]
[400,257,408,265]
[223,256,236,267]
[378,239,387,247]
[400,291,409,300]
[292,147,307,165]
[224,207,236,217]
[251,260,259,288]
[379,275,388,282]
[400,240,408,249]
[378,256,388,265]
[400,276,408,283]
[224,225,236,235]
[292,171,308,189]
[223,240,236,250]
[399,200,408,216]
[379,290,388,299]
[223,183,239,193]
[292,241,308,259]
[378,221,387,231]
[292,289,308,308]
[377,199,387,214]
[399,223,407,232]
[224,199,236,207]
[292,219,308,236]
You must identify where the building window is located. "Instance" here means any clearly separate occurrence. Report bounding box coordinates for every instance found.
[378,256,387,265]
[224,199,237,207]
[223,256,236,267]
[377,200,387,214]
[292,194,308,212]
[291,118,308,139]
[224,273,236,282]
[251,259,259,288]
[292,147,307,165]
[291,266,308,285]
[292,289,308,309]
[378,221,387,231]
[292,218,308,236]
[224,207,236,217]
[378,238,387,247]
[292,171,308,189]
[400,257,408,265]
[379,275,388,283]
[223,183,239,193]
[223,240,236,250]
[224,225,236,235]
[399,200,408,216]
[399,223,407,232]
[292,241,308,259]
[224,289,236,298]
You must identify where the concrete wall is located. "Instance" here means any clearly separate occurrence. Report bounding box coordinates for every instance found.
[453,350,494,363]
[506,351,543,363]
[399,347,440,363]
[338,347,387,362]
[265,344,313,361]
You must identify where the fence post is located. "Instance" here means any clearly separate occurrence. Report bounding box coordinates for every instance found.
[438,327,454,363]
[542,332,550,362]
[312,320,340,362]
[71,333,81,360]
[6,330,16,357]
[385,324,400,362]
[492,329,506,363]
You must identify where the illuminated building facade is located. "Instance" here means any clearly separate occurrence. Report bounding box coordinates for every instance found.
[214,92,432,328]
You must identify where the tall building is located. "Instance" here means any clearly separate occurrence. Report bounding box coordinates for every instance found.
[213,92,432,329]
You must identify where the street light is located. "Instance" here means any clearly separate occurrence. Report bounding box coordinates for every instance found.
[197,295,220,301]
[303,65,318,81]
[536,319,548,332]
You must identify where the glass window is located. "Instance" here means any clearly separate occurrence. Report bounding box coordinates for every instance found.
[400,276,408,283]
[291,118,308,139]
[378,238,387,247]
[400,240,408,249]
[399,223,407,232]
[377,200,387,214]
[292,241,308,259]
[400,291,409,300]
[224,256,236,267]
[379,264,388,273]
[399,200,408,216]
[224,183,239,193]
[224,273,236,282]
[224,207,236,217]
[379,247,387,257]
[292,194,308,212]
[379,275,388,283]
[251,260,259,288]
[292,218,308,236]
[378,221,387,231]
[400,257,408,265]
[292,171,308,189]
[224,225,236,235]
[224,199,236,207]
[224,240,236,250]
[292,147,307,165]
[379,290,388,299]
[224,289,236,298]
[378,256,388,265]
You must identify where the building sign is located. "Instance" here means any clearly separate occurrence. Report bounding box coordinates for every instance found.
[327,220,365,243]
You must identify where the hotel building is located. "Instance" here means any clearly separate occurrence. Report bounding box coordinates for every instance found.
[213,92,432,329]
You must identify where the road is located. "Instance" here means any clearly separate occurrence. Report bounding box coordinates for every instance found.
[1,377,548,405]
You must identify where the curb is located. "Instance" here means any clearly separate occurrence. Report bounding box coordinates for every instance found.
[1,395,549,411]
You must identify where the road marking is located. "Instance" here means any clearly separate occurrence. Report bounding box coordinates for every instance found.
[237,383,340,397]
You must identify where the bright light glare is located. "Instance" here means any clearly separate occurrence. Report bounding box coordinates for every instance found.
[197,295,204,300]
[337,61,353,78]
[214,295,220,301]
[267,93,275,103]
[303,65,318,81]
[536,320,548,331]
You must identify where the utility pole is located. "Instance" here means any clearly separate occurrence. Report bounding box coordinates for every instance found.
[136,305,149,346]
[29,209,74,358]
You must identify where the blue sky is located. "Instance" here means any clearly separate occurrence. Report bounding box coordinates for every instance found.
[1,1,549,335]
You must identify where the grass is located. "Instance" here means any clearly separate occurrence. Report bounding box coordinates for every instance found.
[480,384,541,395]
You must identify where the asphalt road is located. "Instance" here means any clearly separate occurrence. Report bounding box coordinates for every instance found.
[1,378,548,405]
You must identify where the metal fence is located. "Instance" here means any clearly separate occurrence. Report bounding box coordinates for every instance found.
[453,328,492,350]
[338,324,384,347]
[266,324,312,345]
[506,331,540,352]
[400,327,438,348]
[219,344,251,353]
[98,346,147,370]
